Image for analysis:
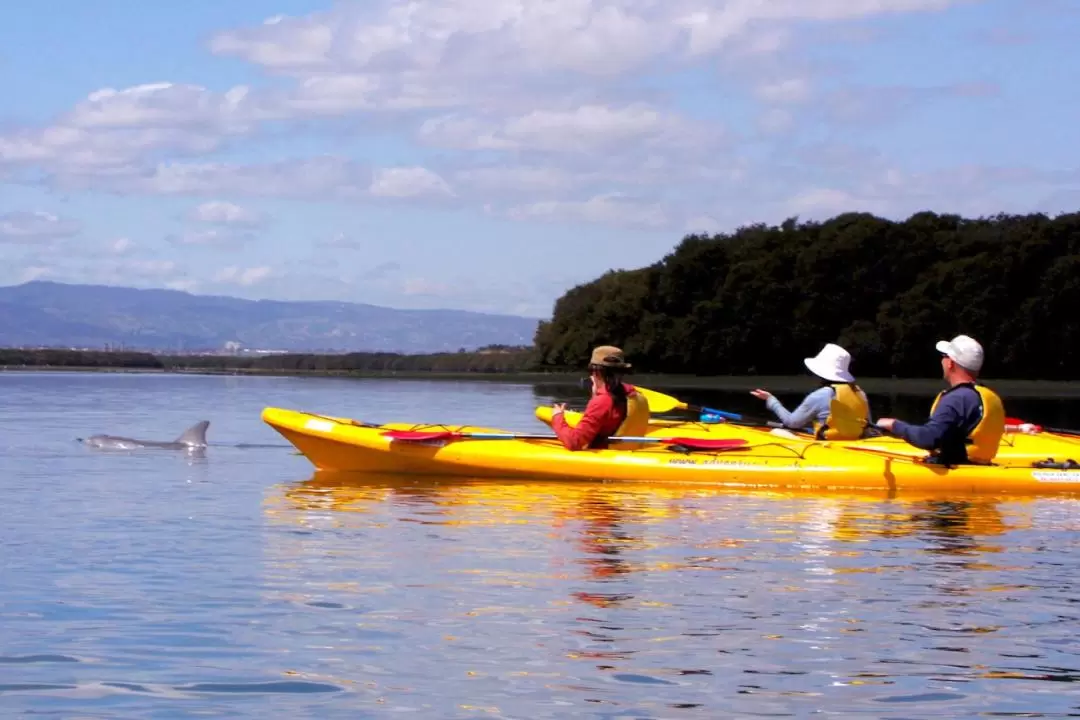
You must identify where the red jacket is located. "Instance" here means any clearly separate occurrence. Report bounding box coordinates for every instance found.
[552,383,634,450]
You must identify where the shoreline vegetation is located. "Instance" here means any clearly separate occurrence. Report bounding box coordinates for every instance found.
[532,210,1080,382]
[3,347,1080,397]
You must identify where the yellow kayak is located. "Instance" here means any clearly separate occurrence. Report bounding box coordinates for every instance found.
[533,406,1080,468]
[262,407,1080,496]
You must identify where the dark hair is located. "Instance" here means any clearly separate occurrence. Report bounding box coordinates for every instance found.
[590,364,628,413]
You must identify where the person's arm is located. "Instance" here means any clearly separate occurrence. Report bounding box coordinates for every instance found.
[891,393,963,450]
[552,394,612,451]
[765,387,830,430]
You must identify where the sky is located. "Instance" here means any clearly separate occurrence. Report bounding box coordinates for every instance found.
[1,0,1077,319]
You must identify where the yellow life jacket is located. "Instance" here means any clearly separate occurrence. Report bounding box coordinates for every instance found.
[929,383,1005,464]
[613,387,651,450]
[813,383,870,440]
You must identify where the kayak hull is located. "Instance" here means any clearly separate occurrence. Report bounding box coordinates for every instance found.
[262,407,1080,496]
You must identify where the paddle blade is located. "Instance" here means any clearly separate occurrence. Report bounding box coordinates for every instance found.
[1005,417,1044,433]
[382,430,455,442]
[663,437,748,450]
[635,386,686,414]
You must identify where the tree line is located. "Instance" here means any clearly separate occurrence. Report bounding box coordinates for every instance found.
[533,210,1080,380]
[0,346,540,374]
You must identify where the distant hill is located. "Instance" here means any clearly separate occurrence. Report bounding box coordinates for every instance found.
[0,281,542,353]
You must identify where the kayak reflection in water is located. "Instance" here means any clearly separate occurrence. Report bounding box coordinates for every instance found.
[550,345,651,451]
[750,342,875,440]
[875,334,1006,466]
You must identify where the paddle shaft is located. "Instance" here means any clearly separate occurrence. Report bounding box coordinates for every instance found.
[382,429,748,450]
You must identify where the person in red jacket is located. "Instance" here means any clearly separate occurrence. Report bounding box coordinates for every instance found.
[551,345,649,450]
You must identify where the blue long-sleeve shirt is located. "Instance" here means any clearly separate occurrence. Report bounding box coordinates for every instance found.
[765,386,873,432]
[891,383,984,464]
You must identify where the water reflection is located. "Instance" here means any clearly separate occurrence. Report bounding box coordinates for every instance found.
[259,472,1080,716]
[266,472,1037,592]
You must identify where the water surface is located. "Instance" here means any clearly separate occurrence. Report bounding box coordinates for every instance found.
[1,371,1079,718]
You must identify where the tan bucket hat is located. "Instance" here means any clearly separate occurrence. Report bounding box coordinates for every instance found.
[589,345,631,369]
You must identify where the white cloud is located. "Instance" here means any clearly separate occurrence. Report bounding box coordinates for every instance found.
[117,156,368,198]
[402,277,455,297]
[0,83,246,176]
[188,200,264,226]
[455,166,584,194]
[20,266,53,282]
[506,192,669,228]
[31,257,194,289]
[0,0,1043,241]
[215,265,273,286]
[0,211,81,242]
[209,1,966,82]
[677,0,968,55]
[109,237,134,255]
[167,228,255,248]
[419,103,720,155]
[165,279,200,292]
[369,167,454,198]
[319,232,365,250]
[684,214,725,234]
[787,187,881,217]
[755,77,813,104]
[69,82,250,131]
[125,259,178,277]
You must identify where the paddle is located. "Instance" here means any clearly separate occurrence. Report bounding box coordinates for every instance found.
[1005,417,1080,437]
[634,386,793,429]
[381,429,750,452]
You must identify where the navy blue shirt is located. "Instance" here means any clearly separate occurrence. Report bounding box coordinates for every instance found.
[892,383,985,464]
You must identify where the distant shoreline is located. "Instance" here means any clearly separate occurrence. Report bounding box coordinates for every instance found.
[4,363,1080,397]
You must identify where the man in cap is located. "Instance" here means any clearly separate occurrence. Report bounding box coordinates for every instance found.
[875,334,1006,465]
[551,345,650,450]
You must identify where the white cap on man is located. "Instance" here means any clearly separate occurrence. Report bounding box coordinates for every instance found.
[935,334,984,373]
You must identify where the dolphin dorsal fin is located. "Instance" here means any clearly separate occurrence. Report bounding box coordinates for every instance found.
[175,421,210,447]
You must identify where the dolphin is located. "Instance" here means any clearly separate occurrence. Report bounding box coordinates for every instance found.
[79,421,210,451]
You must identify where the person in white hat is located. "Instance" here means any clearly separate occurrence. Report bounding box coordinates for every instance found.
[750,343,873,439]
[875,334,1006,465]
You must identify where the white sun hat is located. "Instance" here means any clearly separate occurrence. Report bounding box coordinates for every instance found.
[935,334,984,372]
[803,343,855,383]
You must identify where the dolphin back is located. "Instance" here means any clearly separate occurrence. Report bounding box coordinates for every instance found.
[174,421,210,447]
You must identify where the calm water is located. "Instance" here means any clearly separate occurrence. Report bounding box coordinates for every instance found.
[2,371,1079,718]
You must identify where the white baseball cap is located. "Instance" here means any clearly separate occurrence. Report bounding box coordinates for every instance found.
[935,334,984,373]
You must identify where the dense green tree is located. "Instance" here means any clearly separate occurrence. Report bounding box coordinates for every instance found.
[535,209,1080,380]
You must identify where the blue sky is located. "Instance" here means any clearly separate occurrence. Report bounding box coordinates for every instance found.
[1,0,1077,318]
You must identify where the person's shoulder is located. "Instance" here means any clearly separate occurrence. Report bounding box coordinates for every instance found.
[587,391,615,409]
[940,383,982,409]
[951,383,982,400]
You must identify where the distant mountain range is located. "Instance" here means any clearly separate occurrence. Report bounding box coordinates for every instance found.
[0,281,542,354]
